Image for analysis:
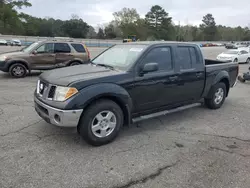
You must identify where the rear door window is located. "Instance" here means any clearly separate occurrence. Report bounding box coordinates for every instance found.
[176,46,199,70]
[55,43,71,53]
[71,43,86,53]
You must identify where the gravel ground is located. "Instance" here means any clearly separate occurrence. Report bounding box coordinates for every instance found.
[1,46,250,188]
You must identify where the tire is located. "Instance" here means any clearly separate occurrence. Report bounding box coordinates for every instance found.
[9,63,27,78]
[205,82,227,109]
[246,58,250,64]
[78,99,124,146]
[233,58,238,63]
[238,75,246,83]
[69,61,81,66]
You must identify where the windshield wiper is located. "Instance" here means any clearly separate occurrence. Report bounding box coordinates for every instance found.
[95,63,115,70]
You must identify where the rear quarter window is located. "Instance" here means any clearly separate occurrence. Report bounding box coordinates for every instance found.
[71,43,86,53]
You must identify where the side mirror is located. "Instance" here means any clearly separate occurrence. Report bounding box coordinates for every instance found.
[142,63,159,74]
[32,50,37,55]
[238,52,242,55]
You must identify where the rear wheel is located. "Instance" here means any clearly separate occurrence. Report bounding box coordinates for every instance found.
[69,61,81,66]
[205,82,226,109]
[246,58,250,64]
[78,99,124,146]
[9,63,27,78]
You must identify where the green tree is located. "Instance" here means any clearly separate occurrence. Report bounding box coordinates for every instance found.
[97,28,105,39]
[113,8,140,25]
[145,5,171,29]
[104,23,117,39]
[86,26,97,39]
[145,5,174,40]
[200,13,217,41]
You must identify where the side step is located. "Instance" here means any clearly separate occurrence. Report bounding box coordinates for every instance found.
[132,103,201,123]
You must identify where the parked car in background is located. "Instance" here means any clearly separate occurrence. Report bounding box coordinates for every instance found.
[0,40,90,78]
[0,39,8,46]
[10,39,22,46]
[217,49,250,63]
[34,42,238,146]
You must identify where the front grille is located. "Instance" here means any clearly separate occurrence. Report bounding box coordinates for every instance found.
[48,86,56,99]
[37,80,56,99]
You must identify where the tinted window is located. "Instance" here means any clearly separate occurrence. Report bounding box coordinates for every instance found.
[177,47,192,69]
[55,43,71,53]
[36,43,54,53]
[71,43,86,53]
[142,47,173,71]
[240,50,248,54]
[189,47,199,64]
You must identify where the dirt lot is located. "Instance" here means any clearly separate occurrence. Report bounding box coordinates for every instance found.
[1,46,250,188]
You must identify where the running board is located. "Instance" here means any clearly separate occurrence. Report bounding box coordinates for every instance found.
[132,103,201,123]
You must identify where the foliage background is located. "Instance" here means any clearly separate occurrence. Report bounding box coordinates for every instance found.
[1,1,250,41]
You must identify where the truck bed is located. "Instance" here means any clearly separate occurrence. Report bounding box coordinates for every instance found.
[203,59,238,98]
[205,59,232,65]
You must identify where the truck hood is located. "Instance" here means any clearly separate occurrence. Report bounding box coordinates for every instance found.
[40,64,123,86]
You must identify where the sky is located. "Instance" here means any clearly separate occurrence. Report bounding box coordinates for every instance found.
[22,0,250,28]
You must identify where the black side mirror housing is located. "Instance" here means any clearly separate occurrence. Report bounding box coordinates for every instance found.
[142,63,159,74]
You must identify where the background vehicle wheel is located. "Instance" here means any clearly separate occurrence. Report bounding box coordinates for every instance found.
[233,58,238,63]
[205,82,226,109]
[9,63,27,78]
[246,58,250,64]
[78,99,124,146]
[69,61,81,66]
[238,75,246,83]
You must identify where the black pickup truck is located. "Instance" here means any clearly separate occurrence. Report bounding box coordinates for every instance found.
[34,42,239,146]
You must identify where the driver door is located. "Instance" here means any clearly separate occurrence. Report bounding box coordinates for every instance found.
[30,43,56,70]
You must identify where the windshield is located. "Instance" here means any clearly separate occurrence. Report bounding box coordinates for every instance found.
[224,50,238,54]
[92,44,146,70]
[22,42,39,52]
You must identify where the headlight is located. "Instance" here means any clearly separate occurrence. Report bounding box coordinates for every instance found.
[0,55,7,61]
[53,86,78,101]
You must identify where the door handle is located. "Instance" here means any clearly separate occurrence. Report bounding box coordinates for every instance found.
[169,76,178,81]
[196,73,203,77]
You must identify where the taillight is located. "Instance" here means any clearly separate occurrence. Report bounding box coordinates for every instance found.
[83,44,90,60]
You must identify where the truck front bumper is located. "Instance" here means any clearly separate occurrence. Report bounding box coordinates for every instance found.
[34,97,83,127]
[0,61,8,72]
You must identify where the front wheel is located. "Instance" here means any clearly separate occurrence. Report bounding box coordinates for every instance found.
[246,58,250,64]
[233,58,238,63]
[78,99,124,146]
[205,82,227,109]
[9,63,27,78]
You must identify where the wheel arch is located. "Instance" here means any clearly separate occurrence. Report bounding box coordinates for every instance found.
[7,60,30,71]
[78,94,131,128]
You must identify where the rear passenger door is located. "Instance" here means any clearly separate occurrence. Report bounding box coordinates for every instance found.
[54,43,74,67]
[175,46,205,102]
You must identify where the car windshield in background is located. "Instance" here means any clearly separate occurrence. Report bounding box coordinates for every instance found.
[92,44,146,70]
[224,50,238,54]
[22,42,39,52]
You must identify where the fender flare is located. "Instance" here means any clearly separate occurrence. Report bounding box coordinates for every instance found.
[65,83,133,125]
[7,59,30,71]
[206,71,230,98]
